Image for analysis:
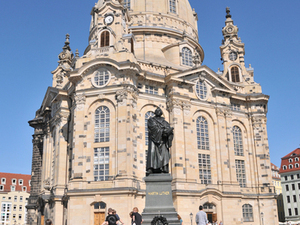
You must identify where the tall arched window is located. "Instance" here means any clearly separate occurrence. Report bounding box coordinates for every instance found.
[196,116,209,150]
[100,31,110,47]
[231,66,240,82]
[169,0,176,13]
[182,47,192,66]
[242,204,253,222]
[123,0,130,9]
[233,125,243,156]
[145,111,155,145]
[195,80,207,100]
[95,106,110,142]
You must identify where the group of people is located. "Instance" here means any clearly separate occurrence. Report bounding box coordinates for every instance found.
[196,205,223,225]
[102,207,143,225]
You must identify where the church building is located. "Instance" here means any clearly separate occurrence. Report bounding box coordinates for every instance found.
[27,0,278,225]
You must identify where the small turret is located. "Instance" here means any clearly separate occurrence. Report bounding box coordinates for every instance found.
[51,34,74,88]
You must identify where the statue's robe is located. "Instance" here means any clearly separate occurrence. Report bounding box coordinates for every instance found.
[146,116,174,173]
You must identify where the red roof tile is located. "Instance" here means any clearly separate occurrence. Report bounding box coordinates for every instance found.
[279,148,300,174]
[0,172,31,193]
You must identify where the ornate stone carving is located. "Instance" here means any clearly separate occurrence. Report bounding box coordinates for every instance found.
[115,89,128,103]
[74,93,86,110]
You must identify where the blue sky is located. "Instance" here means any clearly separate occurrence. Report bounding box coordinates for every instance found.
[0,0,299,174]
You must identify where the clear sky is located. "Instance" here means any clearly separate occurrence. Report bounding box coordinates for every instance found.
[0,0,299,174]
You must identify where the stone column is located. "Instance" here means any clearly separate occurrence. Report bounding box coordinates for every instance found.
[27,118,45,225]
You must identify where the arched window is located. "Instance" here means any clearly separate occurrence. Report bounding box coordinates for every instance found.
[123,0,130,9]
[169,0,176,13]
[182,47,192,66]
[289,164,293,169]
[242,204,253,222]
[233,126,243,156]
[231,66,240,82]
[196,116,209,150]
[94,202,106,210]
[203,203,215,210]
[289,158,293,163]
[283,165,287,170]
[195,80,207,100]
[295,157,299,162]
[95,106,110,142]
[145,111,155,145]
[295,163,299,168]
[100,31,110,47]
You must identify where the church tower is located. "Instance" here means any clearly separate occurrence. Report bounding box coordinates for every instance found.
[27,2,278,225]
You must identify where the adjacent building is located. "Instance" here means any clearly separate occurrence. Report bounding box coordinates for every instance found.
[27,0,278,225]
[272,163,285,222]
[279,148,300,222]
[0,173,31,225]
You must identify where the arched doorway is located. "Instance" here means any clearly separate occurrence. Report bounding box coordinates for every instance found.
[203,203,217,224]
[93,201,107,225]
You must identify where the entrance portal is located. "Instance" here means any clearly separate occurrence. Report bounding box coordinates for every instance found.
[203,203,217,223]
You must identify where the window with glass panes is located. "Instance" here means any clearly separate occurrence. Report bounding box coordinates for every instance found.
[100,31,110,47]
[169,0,176,13]
[235,160,246,187]
[233,126,243,156]
[195,80,207,100]
[1,203,11,223]
[231,66,240,82]
[145,85,158,95]
[196,116,209,150]
[145,111,154,145]
[231,103,241,111]
[182,47,192,66]
[94,147,109,181]
[242,204,253,222]
[93,69,110,87]
[123,0,130,9]
[95,106,110,142]
[198,154,211,184]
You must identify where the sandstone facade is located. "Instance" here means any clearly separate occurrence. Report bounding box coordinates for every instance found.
[27,1,278,225]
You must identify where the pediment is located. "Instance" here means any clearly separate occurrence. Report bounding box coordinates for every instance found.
[169,65,235,93]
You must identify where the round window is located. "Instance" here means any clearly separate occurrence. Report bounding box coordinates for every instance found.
[92,68,110,87]
[195,80,207,100]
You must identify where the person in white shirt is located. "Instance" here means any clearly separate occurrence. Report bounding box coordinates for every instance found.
[195,205,208,225]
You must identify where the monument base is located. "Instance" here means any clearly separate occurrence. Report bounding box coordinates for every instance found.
[142,174,180,225]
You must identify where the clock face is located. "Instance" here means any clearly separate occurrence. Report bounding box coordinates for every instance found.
[104,15,114,25]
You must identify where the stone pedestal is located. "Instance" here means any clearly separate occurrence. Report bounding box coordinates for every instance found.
[142,174,180,225]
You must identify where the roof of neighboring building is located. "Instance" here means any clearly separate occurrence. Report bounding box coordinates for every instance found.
[0,172,31,193]
[279,148,300,174]
[271,163,281,180]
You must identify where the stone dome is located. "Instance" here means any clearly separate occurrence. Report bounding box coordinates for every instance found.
[129,0,199,41]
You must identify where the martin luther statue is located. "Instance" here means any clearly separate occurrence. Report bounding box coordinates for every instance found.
[146,107,174,175]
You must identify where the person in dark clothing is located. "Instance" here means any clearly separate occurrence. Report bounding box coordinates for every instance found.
[102,208,120,225]
[131,207,143,225]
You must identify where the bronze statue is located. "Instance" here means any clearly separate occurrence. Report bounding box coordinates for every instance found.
[146,107,174,175]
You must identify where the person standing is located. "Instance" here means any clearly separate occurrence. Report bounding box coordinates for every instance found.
[131,207,143,225]
[102,208,120,225]
[195,205,208,225]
